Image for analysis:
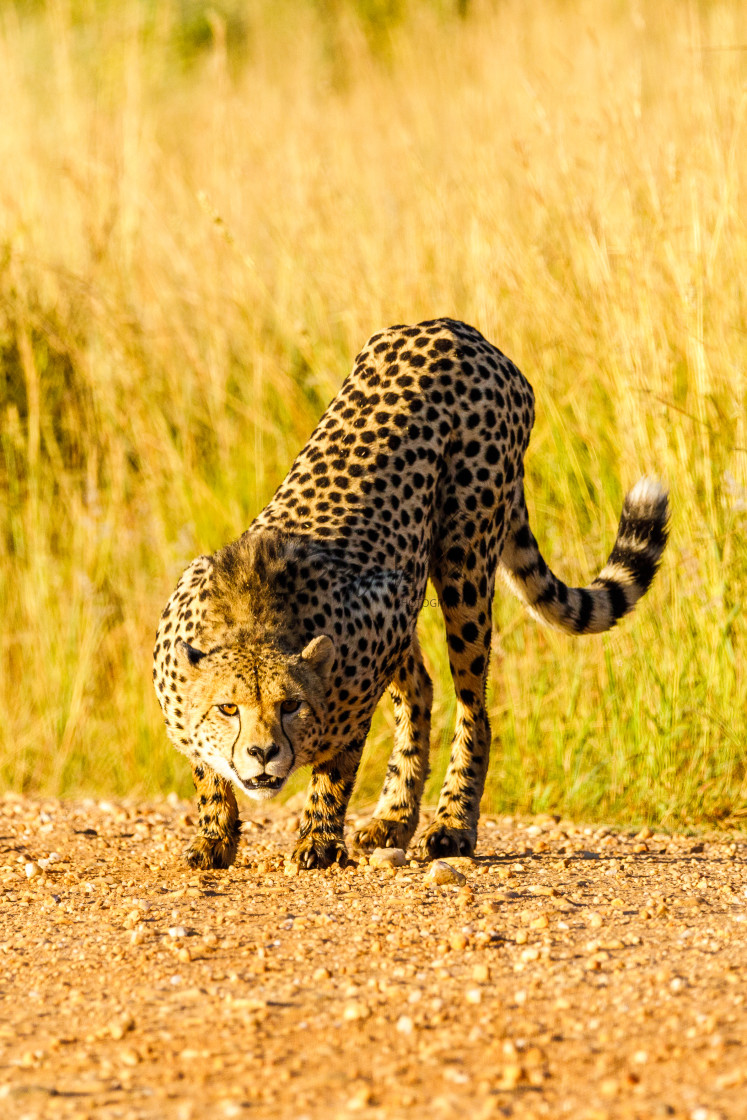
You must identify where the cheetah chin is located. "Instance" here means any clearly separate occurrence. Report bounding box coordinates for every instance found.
[154,317,669,872]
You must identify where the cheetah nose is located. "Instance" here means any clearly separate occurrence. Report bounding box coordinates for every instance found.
[247,744,280,766]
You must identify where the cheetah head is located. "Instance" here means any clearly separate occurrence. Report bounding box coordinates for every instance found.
[174,633,335,800]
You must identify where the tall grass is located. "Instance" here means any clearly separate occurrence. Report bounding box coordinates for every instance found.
[1,0,745,828]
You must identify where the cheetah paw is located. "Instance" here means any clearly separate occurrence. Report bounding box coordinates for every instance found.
[184,832,238,870]
[418,822,476,860]
[292,834,348,871]
[353,817,415,852]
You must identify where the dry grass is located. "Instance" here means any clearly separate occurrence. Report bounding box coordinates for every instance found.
[1,0,746,828]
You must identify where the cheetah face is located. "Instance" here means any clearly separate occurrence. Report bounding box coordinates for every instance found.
[174,634,335,800]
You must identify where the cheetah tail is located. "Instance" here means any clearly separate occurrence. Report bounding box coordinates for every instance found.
[498,477,670,635]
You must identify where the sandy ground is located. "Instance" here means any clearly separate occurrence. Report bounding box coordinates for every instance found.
[1,793,746,1120]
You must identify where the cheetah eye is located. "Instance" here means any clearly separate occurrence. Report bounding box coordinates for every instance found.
[218,703,238,717]
[280,699,301,715]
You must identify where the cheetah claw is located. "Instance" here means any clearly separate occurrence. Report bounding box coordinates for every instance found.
[353,817,416,852]
[418,823,476,860]
[184,832,239,870]
[291,834,348,870]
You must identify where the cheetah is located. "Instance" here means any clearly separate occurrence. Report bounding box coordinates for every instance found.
[153,318,669,870]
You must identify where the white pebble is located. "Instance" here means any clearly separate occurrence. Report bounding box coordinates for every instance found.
[342,1001,370,1021]
[24,862,42,880]
[396,1015,414,1035]
[465,988,482,1004]
[369,848,406,868]
[425,860,466,886]
[168,926,188,939]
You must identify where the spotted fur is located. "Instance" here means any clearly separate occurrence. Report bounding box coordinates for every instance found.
[153,318,669,869]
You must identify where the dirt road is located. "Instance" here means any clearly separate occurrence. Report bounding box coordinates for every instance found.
[1,794,745,1120]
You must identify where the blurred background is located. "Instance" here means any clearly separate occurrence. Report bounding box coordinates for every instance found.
[0,0,745,828]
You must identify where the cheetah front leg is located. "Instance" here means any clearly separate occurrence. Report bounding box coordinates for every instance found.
[292,740,365,870]
[354,636,432,853]
[184,762,241,870]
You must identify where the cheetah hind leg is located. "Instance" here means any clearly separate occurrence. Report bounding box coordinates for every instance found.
[184,764,241,870]
[353,638,432,854]
[417,553,495,861]
[416,703,489,860]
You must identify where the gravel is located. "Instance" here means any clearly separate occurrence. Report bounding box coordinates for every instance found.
[0,794,746,1119]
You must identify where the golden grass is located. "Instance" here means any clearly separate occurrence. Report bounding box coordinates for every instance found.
[1,0,746,828]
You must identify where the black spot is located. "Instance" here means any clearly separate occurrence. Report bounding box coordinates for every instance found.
[462,580,477,607]
[461,621,479,642]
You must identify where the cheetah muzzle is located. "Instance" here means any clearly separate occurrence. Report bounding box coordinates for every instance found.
[153,318,669,871]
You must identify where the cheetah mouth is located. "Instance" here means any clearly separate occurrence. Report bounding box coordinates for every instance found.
[242,775,284,793]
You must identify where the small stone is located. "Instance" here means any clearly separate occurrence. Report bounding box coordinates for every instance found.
[369,847,406,868]
[635,826,653,841]
[120,1047,140,1067]
[313,967,332,981]
[177,947,192,963]
[587,912,604,929]
[472,964,490,982]
[426,860,466,886]
[515,930,528,945]
[443,1066,470,1084]
[499,1063,525,1089]
[283,862,298,877]
[25,861,42,880]
[222,1104,248,1118]
[449,931,469,951]
[465,987,482,1004]
[168,926,188,939]
[109,1015,135,1041]
[342,1001,370,1021]
[530,913,549,929]
[523,1046,546,1067]
[396,1015,414,1035]
[347,1084,374,1111]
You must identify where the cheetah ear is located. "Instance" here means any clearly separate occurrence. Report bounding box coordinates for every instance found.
[175,639,208,670]
[301,634,335,680]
